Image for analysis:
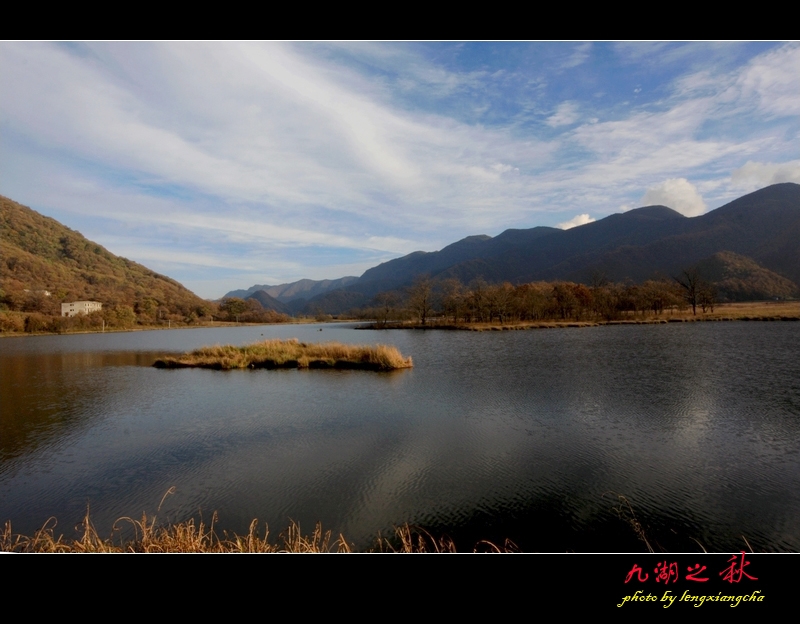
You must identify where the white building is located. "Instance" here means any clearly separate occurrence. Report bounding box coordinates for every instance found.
[61,301,103,317]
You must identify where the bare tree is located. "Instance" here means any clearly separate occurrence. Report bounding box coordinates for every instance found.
[407,276,434,325]
[373,291,399,328]
[487,282,514,324]
[467,278,489,322]
[552,282,578,320]
[699,281,718,313]
[440,278,464,324]
[675,268,703,315]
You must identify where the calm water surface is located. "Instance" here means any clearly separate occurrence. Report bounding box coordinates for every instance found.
[1,322,799,551]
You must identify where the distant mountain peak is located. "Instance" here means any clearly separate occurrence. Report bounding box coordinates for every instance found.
[622,205,687,220]
[223,276,359,303]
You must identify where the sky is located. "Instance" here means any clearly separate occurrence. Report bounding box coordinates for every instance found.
[2,42,799,299]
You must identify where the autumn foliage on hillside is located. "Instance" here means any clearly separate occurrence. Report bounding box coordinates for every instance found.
[0,195,215,332]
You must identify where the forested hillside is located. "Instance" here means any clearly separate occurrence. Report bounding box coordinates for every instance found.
[1,195,214,330]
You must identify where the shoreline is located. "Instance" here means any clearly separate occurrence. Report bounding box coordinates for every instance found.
[361,315,800,331]
[359,301,800,331]
[0,318,354,339]
[4,302,797,337]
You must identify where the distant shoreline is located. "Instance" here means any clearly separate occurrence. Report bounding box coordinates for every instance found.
[3,302,797,338]
[358,301,800,331]
[0,318,339,339]
[360,316,800,331]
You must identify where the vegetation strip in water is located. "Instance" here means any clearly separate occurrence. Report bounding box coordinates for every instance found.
[153,338,413,371]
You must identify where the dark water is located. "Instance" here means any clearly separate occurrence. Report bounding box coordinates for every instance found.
[1,322,799,552]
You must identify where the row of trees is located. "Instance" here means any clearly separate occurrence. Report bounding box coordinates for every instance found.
[0,285,214,322]
[0,296,296,334]
[0,291,300,333]
[0,305,139,333]
[360,271,718,326]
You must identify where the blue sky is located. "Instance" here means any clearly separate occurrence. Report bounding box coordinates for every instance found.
[2,42,798,298]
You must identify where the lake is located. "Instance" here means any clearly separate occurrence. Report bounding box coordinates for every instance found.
[1,321,799,552]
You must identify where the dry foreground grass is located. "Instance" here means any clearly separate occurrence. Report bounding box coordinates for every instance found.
[153,338,413,372]
[0,513,511,553]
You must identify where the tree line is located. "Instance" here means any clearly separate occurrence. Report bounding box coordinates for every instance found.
[1,270,719,334]
[357,271,719,327]
[0,291,295,334]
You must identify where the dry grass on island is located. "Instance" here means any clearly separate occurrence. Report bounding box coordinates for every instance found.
[153,338,412,372]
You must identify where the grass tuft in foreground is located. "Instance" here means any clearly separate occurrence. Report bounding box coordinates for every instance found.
[0,513,513,553]
[153,338,413,372]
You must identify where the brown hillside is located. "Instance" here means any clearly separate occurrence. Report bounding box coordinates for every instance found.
[695,251,799,301]
[0,195,212,321]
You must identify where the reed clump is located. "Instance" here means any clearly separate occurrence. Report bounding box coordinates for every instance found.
[1,514,508,553]
[153,338,413,372]
[0,514,352,553]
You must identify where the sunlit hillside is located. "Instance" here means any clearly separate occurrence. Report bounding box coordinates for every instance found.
[0,195,214,324]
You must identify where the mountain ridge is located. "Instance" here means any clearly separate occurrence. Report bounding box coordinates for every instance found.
[289,183,800,313]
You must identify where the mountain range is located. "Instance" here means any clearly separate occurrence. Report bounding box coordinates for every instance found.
[230,183,800,314]
[3,183,798,320]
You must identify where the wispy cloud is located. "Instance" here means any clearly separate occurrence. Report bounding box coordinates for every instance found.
[561,43,592,69]
[731,160,800,190]
[1,42,798,297]
[734,43,800,118]
[546,101,580,127]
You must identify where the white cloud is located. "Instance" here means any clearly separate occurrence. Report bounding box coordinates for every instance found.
[97,241,288,273]
[0,42,562,232]
[735,43,800,118]
[557,214,595,230]
[546,101,580,127]
[2,42,799,294]
[641,178,707,217]
[561,43,592,69]
[3,42,792,234]
[490,163,519,174]
[731,160,800,190]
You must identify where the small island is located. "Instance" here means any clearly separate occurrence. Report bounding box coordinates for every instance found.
[153,338,413,371]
